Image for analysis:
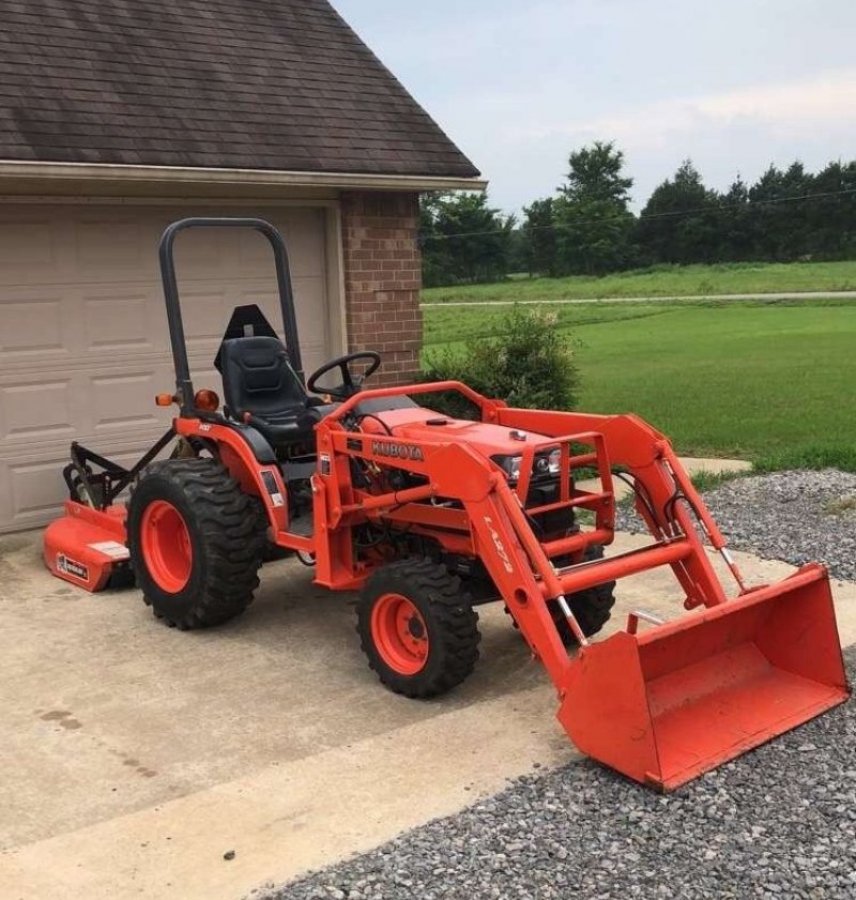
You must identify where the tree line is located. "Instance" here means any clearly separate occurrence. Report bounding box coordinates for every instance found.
[420,142,856,286]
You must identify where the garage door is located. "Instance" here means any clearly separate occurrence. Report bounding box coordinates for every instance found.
[0,202,338,534]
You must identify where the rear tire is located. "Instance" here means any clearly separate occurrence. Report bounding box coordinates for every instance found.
[127,459,266,629]
[357,559,480,698]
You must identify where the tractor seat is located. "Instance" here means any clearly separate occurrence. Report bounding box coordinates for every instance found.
[220,336,322,448]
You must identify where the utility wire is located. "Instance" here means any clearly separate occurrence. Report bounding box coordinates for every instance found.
[421,186,856,242]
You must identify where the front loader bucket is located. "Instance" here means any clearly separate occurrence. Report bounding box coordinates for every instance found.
[558,564,849,791]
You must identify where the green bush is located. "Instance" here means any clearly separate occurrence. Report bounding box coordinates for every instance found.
[421,306,580,417]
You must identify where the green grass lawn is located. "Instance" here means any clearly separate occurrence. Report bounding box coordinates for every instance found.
[422,260,856,305]
[422,297,856,469]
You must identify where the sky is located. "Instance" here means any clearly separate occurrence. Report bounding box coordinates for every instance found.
[333,0,856,214]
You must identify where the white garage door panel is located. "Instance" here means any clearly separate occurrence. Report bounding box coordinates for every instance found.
[0,202,337,534]
[0,378,75,441]
[85,293,157,353]
[7,455,70,520]
[0,221,58,272]
[90,371,166,432]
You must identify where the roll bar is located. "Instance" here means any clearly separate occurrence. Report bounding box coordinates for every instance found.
[158,217,304,412]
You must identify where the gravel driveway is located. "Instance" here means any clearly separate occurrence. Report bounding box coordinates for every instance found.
[265,652,854,900]
[264,470,855,900]
[616,469,856,582]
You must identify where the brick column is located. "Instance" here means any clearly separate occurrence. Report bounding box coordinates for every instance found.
[340,191,423,386]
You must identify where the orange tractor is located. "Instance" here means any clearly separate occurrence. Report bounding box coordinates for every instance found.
[45,218,850,790]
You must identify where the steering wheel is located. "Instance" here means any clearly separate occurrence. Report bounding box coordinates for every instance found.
[307,351,382,400]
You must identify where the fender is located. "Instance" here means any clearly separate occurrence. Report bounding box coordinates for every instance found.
[175,418,289,534]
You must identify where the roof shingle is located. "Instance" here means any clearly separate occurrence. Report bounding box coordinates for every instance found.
[0,0,480,178]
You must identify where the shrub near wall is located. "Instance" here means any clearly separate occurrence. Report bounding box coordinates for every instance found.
[421,306,580,417]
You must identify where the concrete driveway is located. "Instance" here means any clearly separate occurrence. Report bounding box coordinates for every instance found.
[1,527,853,900]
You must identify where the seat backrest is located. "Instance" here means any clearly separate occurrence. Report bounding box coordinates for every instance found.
[220,336,308,419]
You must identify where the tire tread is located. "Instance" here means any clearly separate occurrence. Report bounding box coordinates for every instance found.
[357,558,480,699]
[128,458,266,629]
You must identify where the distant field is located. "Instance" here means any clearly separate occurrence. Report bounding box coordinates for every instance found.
[421,261,856,305]
[422,296,856,469]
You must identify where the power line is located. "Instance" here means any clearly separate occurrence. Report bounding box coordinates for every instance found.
[421,186,856,242]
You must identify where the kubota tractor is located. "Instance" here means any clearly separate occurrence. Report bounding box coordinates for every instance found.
[45,218,850,790]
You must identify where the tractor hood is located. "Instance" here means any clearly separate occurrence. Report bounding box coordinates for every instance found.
[373,407,555,460]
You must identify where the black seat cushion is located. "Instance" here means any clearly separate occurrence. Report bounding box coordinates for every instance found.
[250,408,319,445]
[220,336,316,447]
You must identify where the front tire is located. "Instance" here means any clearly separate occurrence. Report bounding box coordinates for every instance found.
[357,559,480,698]
[127,459,266,629]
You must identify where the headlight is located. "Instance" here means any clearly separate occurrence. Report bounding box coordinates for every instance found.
[493,449,562,484]
[492,454,523,482]
[533,448,562,478]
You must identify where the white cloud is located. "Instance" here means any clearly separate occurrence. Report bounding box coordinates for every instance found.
[700,70,856,122]
[523,69,856,148]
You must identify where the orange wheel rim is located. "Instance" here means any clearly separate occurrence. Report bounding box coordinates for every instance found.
[370,593,429,675]
[140,500,193,593]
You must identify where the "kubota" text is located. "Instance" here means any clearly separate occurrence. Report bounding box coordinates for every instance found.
[371,441,425,462]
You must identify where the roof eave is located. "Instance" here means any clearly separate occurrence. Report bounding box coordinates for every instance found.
[0,160,488,193]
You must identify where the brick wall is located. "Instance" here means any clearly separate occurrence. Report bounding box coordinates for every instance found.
[340,191,423,385]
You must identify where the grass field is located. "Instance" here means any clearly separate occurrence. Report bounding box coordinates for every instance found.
[422,260,856,305]
[422,296,856,469]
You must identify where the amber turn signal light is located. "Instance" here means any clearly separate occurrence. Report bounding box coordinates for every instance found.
[155,393,177,407]
[194,389,220,412]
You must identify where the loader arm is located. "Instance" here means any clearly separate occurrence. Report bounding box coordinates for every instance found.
[494,407,736,608]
